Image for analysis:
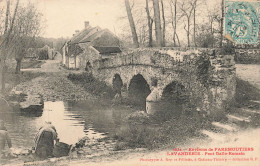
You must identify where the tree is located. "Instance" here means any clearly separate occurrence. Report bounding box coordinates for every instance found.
[13,3,42,73]
[160,0,166,47]
[169,0,180,46]
[125,0,139,48]
[193,0,198,47]
[220,0,224,47]
[206,5,222,47]
[196,25,217,48]
[145,0,153,47]
[152,0,162,47]
[0,0,20,91]
[179,0,197,47]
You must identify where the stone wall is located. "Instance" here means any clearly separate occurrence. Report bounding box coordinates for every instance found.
[234,49,260,64]
[91,48,236,119]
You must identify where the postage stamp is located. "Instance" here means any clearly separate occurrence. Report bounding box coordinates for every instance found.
[225,0,260,44]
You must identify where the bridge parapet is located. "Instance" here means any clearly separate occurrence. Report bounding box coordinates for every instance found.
[93,48,219,70]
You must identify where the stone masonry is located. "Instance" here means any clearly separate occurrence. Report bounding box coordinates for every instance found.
[89,48,236,119]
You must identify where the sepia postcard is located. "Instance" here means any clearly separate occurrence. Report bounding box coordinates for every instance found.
[0,0,259,165]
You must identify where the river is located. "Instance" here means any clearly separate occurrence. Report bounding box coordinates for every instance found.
[1,64,259,152]
[0,100,135,150]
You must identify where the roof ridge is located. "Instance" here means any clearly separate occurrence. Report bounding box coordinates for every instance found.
[79,26,102,43]
[80,29,106,43]
[70,26,93,42]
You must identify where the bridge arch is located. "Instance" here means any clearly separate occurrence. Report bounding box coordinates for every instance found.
[112,74,123,95]
[154,81,189,120]
[128,74,151,108]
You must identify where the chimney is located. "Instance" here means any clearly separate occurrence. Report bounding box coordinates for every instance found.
[84,21,89,28]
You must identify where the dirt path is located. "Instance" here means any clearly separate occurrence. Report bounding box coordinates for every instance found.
[21,59,63,73]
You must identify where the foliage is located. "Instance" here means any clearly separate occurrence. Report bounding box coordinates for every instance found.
[13,2,43,59]
[220,41,235,55]
[196,31,217,48]
[4,70,45,93]
[67,73,115,99]
[114,114,211,149]
[38,48,49,60]
[196,54,211,87]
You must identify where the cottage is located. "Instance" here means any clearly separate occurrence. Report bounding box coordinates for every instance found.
[62,21,122,70]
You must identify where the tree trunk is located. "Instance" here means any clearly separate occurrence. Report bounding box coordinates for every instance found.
[211,20,214,47]
[220,0,224,48]
[187,19,190,47]
[145,0,153,47]
[170,0,179,47]
[174,0,177,46]
[193,6,196,47]
[161,0,166,47]
[152,0,162,47]
[176,33,180,46]
[0,60,7,92]
[125,0,139,48]
[4,0,10,34]
[15,59,22,74]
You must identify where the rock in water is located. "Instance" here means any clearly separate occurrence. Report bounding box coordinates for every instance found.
[19,93,44,116]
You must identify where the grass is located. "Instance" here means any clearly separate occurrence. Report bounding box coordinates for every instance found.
[21,59,45,69]
[234,77,260,109]
[3,70,45,94]
[67,73,115,99]
[113,111,211,150]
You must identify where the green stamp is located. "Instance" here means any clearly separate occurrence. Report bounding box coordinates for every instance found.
[225,0,259,44]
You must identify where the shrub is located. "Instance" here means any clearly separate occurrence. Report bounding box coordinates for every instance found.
[67,73,115,99]
[114,112,211,150]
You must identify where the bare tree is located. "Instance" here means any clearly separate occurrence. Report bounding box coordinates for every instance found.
[220,0,224,47]
[0,0,20,91]
[152,0,162,47]
[193,0,198,47]
[169,0,180,46]
[179,0,196,47]
[125,0,139,48]
[13,3,42,73]
[160,0,166,47]
[206,6,221,47]
[145,0,153,47]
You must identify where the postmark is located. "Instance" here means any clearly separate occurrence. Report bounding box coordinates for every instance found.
[225,0,260,44]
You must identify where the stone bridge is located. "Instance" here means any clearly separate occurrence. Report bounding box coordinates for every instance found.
[90,48,236,119]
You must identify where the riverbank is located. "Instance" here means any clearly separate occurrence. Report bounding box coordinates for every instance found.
[2,61,260,166]
[14,73,95,101]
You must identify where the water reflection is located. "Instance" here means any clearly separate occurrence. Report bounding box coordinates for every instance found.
[39,101,86,145]
[0,100,134,150]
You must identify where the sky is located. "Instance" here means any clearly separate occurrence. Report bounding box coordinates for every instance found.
[26,0,219,39]
[30,0,126,38]
[3,0,257,40]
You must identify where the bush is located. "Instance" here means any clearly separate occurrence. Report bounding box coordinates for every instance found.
[196,32,217,48]
[220,41,235,55]
[114,113,211,150]
[67,73,115,98]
